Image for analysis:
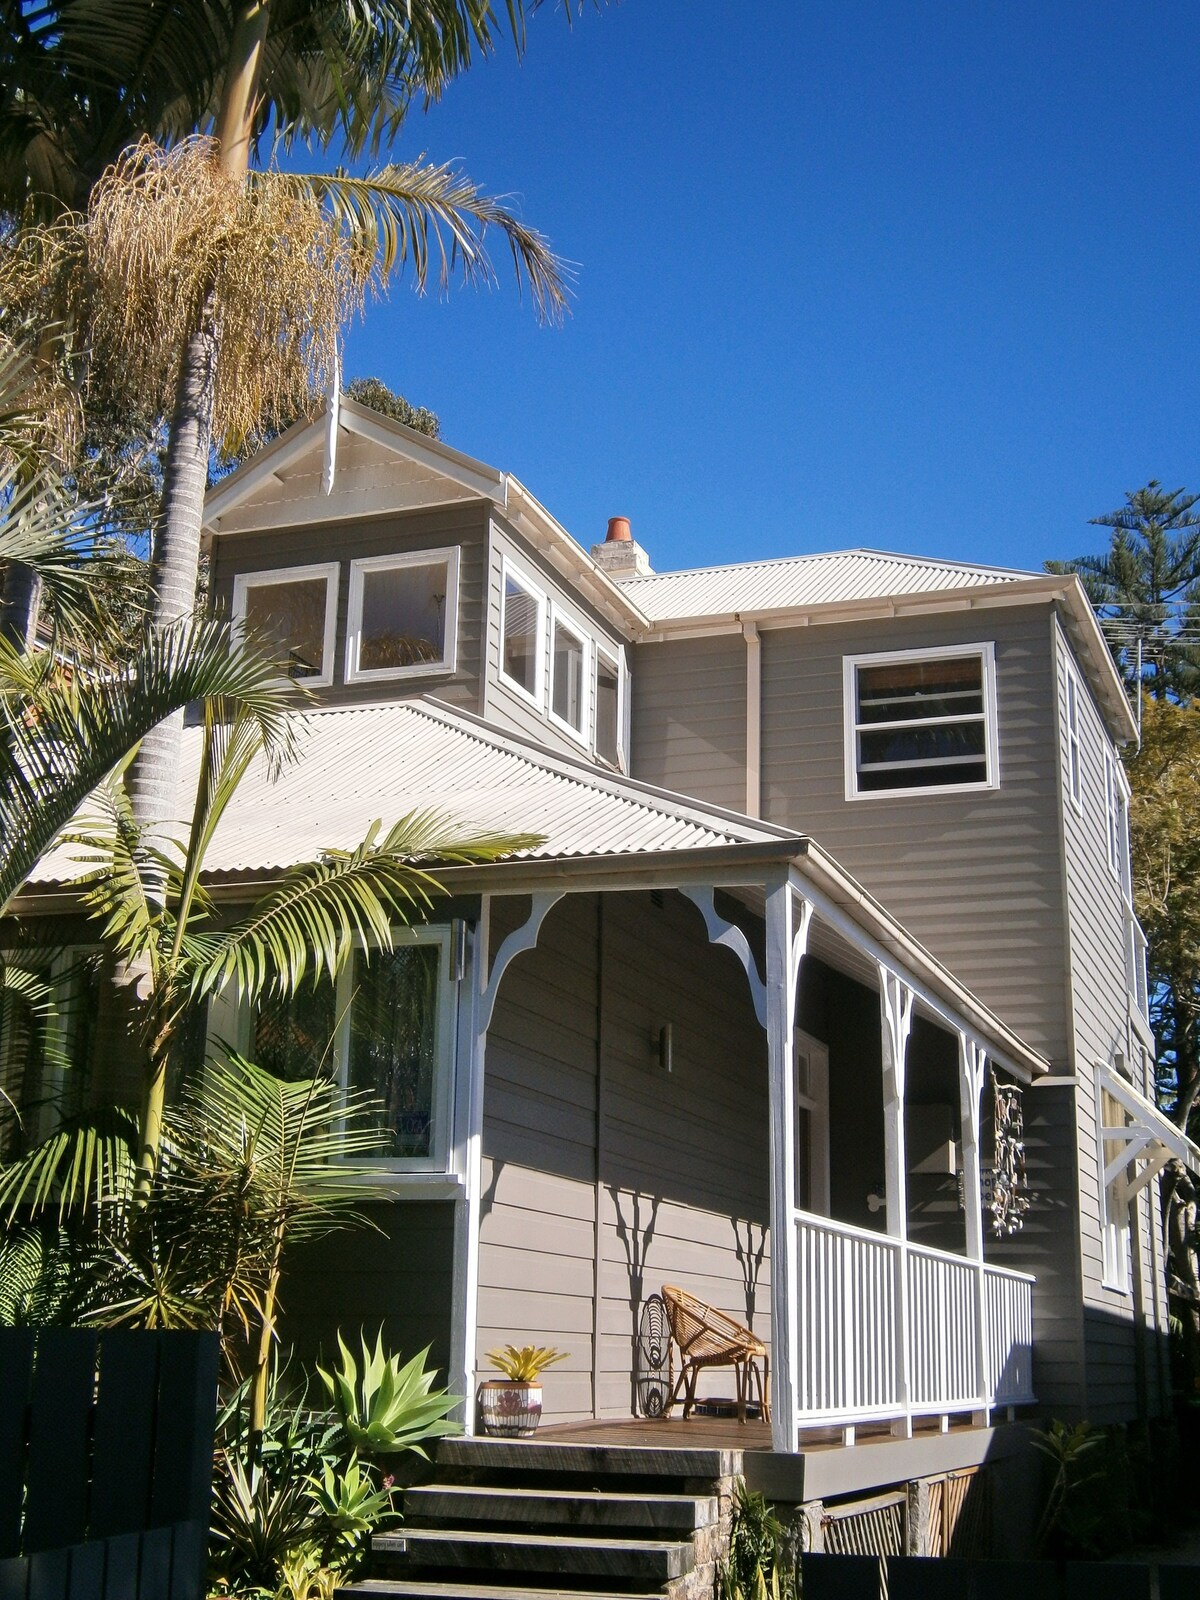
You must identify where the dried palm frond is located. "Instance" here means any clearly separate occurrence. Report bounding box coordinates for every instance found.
[84,137,368,450]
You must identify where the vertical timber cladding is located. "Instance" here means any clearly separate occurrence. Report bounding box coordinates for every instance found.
[477,891,771,1424]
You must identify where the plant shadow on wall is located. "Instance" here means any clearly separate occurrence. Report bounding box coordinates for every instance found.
[732,1218,767,1333]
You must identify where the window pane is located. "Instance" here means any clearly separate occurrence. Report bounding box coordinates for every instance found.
[0,966,49,1161]
[348,945,439,1159]
[595,654,620,764]
[359,561,448,672]
[242,578,329,680]
[859,722,986,769]
[857,657,983,724]
[255,981,338,1081]
[552,619,585,731]
[502,576,540,695]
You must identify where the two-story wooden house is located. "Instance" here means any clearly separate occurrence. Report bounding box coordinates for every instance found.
[12,396,1199,1535]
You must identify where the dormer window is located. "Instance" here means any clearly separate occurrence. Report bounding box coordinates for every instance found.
[346,548,459,683]
[232,563,338,687]
[550,608,588,742]
[500,561,546,705]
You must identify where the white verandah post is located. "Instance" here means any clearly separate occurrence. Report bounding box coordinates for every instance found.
[958,1033,990,1421]
[879,967,915,1437]
[766,875,812,1454]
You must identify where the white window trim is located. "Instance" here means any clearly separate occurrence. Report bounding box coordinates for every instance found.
[1064,661,1084,814]
[498,556,547,710]
[1103,746,1121,878]
[231,561,339,689]
[842,642,999,802]
[331,925,458,1175]
[593,643,627,771]
[1099,1082,1133,1295]
[345,546,460,685]
[794,1029,831,1217]
[547,603,591,747]
[226,926,459,1176]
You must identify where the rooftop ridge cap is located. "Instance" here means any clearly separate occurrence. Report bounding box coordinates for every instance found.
[625,546,1041,585]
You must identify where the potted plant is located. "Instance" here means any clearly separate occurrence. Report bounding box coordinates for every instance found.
[477,1345,568,1437]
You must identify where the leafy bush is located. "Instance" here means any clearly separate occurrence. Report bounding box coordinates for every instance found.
[717,1478,795,1600]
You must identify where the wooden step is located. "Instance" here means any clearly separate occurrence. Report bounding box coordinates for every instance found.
[404,1485,718,1535]
[431,1438,738,1485]
[335,1581,666,1600]
[374,1528,695,1586]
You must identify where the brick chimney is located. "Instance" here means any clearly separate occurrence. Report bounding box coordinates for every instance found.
[590,516,653,581]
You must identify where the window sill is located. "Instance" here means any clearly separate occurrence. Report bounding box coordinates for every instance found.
[846,779,1000,803]
[339,1169,465,1200]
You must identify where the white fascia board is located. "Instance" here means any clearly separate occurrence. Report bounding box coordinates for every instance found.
[504,478,649,636]
[338,398,506,503]
[203,416,326,532]
[1097,1062,1200,1180]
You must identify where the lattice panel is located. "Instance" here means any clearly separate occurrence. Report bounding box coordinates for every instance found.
[822,1492,905,1559]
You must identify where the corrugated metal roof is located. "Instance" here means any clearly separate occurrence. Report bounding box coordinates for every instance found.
[624,548,1039,623]
[30,699,798,885]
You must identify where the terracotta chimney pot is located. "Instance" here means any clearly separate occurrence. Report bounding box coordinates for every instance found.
[606,516,632,544]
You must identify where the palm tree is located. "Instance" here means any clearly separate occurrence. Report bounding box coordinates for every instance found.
[1047,481,1200,704]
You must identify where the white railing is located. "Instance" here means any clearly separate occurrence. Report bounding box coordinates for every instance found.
[795,1211,1034,1431]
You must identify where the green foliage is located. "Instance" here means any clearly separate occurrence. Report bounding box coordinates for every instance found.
[485,1343,568,1382]
[1031,1419,1105,1556]
[317,1329,461,1456]
[717,1479,795,1600]
[345,377,438,438]
[0,1217,90,1325]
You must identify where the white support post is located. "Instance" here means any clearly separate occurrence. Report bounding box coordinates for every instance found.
[766,878,812,1454]
[879,966,915,1437]
[448,891,563,1434]
[959,1033,989,1422]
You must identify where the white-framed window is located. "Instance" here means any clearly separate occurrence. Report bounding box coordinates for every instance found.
[1103,747,1121,878]
[794,1031,830,1215]
[232,562,339,687]
[1064,662,1084,813]
[594,646,625,769]
[245,926,458,1172]
[548,606,589,744]
[0,949,104,1159]
[345,547,459,684]
[843,643,999,800]
[499,559,546,708]
[1099,1083,1132,1293]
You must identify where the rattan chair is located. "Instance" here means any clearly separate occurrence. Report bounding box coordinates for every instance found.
[661,1283,770,1423]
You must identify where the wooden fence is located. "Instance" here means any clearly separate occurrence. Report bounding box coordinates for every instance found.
[0,1329,219,1600]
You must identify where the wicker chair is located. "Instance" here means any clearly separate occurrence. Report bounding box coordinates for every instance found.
[661,1284,770,1423]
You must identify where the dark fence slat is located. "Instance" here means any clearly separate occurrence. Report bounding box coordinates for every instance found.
[0,1331,34,1560]
[887,1556,972,1598]
[961,1559,1062,1599]
[135,1530,171,1600]
[801,1551,882,1600]
[66,1542,104,1600]
[1064,1563,1152,1600]
[1156,1568,1200,1600]
[150,1336,218,1528]
[166,1523,207,1600]
[100,1535,140,1600]
[22,1331,98,1554]
[0,1556,28,1600]
[24,1548,67,1600]
[89,1333,160,1540]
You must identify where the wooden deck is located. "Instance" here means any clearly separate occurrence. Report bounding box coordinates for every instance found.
[536,1413,982,1454]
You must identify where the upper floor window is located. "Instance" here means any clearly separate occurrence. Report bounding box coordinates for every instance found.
[549,608,588,742]
[232,562,338,687]
[500,561,545,706]
[1064,663,1084,812]
[247,926,456,1170]
[594,648,623,768]
[843,644,998,800]
[1103,746,1122,878]
[346,547,459,683]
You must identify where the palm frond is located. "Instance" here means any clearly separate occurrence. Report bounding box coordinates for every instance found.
[272,162,571,323]
[192,812,539,1005]
[0,615,297,914]
[0,1103,139,1224]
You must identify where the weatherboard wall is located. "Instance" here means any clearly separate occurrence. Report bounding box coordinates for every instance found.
[207,500,491,713]
[629,634,749,813]
[476,890,772,1424]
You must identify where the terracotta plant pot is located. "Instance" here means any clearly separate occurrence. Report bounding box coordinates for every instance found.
[477,1379,543,1437]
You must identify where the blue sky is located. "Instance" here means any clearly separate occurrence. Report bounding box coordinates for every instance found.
[340,1,1199,577]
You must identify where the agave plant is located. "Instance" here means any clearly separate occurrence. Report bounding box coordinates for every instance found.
[317,1330,461,1456]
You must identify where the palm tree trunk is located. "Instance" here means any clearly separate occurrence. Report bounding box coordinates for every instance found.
[0,561,42,650]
